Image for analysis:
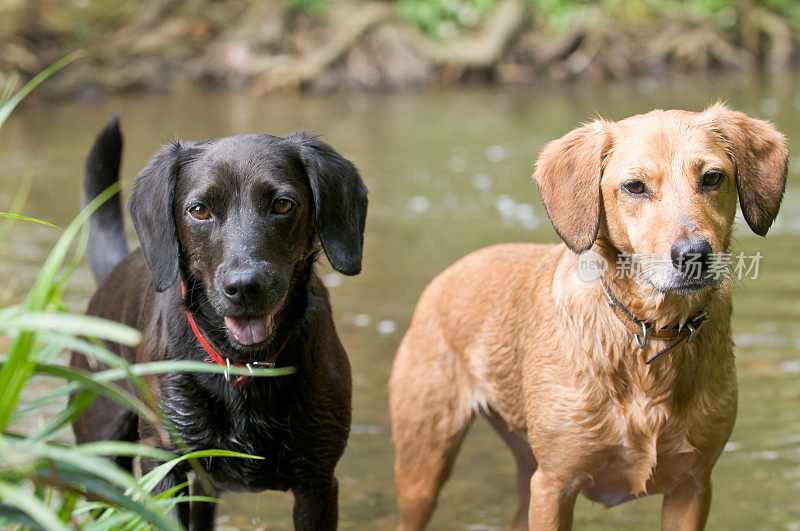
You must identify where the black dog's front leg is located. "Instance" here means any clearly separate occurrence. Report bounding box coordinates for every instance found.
[188,474,218,531]
[292,476,339,531]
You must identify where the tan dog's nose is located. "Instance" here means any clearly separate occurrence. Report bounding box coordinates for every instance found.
[670,238,712,278]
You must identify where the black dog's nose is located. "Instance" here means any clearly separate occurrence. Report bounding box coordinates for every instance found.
[222,271,265,306]
[670,238,712,278]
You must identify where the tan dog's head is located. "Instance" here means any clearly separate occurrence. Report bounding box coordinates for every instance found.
[534,103,788,294]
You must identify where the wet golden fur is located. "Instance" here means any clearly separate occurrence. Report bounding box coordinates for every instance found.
[389,104,788,530]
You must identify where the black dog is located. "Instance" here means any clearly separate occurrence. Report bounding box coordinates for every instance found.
[71,116,367,530]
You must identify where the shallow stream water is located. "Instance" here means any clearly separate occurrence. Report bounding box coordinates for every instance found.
[1,76,799,529]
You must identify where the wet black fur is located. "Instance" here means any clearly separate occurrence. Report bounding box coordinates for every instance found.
[71,117,367,530]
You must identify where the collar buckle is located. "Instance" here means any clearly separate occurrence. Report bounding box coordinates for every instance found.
[600,278,709,361]
[686,310,709,343]
[633,320,648,349]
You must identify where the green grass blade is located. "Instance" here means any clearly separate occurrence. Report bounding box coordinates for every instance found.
[0,330,37,429]
[92,359,297,381]
[163,495,219,504]
[69,501,111,515]
[53,221,90,296]
[13,441,170,506]
[29,390,94,442]
[0,310,141,345]
[10,334,132,421]
[0,183,122,430]
[29,362,162,428]
[11,382,80,421]
[0,480,71,531]
[0,52,196,530]
[0,51,82,130]
[72,441,175,462]
[34,466,181,531]
[0,505,47,530]
[28,182,119,311]
[154,481,191,499]
[55,491,78,523]
[0,174,33,245]
[77,511,138,531]
[48,333,131,367]
[6,340,292,424]
[34,337,64,363]
[0,213,60,230]
[0,72,20,106]
[138,449,262,494]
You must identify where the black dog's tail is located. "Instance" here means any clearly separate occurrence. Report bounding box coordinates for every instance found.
[83,115,128,284]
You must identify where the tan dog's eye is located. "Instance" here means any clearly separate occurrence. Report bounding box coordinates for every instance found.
[189,203,211,220]
[623,180,647,196]
[702,171,724,189]
[273,198,294,215]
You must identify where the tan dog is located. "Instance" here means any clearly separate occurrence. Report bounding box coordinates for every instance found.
[389,104,788,530]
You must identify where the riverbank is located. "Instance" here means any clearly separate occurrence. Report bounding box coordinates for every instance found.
[1,0,799,99]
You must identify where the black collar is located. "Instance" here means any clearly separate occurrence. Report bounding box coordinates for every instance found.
[600,279,709,364]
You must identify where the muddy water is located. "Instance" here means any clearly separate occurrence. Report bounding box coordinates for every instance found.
[1,76,800,529]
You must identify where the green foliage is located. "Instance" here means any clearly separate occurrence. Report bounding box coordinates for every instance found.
[762,0,800,26]
[0,214,60,230]
[397,0,800,38]
[527,0,744,33]
[0,52,81,131]
[398,0,496,39]
[43,1,138,44]
[0,57,289,529]
[286,0,332,17]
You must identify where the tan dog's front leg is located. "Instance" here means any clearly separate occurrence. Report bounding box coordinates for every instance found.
[660,478,712,531]
[528,470,581,531]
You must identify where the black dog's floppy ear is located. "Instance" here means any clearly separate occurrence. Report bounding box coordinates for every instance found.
[127,142,183,292]
[290,131,368,275]
[534,120,610,253]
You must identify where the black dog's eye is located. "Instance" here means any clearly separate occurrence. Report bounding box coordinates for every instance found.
[623,180,648,196]
[702,171,724,189]
[273,198,294,215]
[188,203,212,220]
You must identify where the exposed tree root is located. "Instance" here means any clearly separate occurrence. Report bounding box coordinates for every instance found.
[740,5,796,72]
[650,23,755,72]
[249,2,395,94]
[546,16,635,80]
[403,0,527,67]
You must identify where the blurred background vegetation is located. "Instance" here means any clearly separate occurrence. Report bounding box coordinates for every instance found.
[1,0,799,98]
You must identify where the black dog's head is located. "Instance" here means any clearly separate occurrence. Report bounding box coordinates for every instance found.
[128,131,367,350]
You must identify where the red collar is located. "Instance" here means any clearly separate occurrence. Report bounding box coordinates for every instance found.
[181,281,290,387]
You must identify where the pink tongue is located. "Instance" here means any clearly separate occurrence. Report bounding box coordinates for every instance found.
[224,316,267,346]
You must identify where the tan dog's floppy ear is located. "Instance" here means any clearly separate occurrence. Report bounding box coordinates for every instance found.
[706,103,788,236]
[534,120,610,252]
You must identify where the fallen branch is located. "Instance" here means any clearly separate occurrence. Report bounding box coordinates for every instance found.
[250,2,395,94]
[112,0,181,47]
[249,0,528,93]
